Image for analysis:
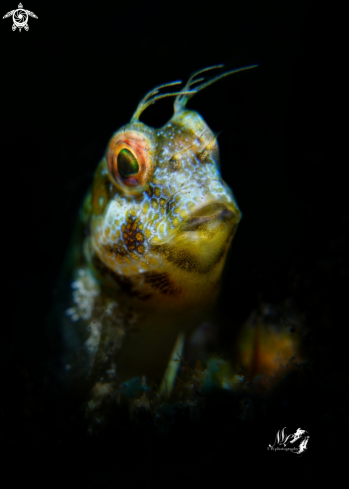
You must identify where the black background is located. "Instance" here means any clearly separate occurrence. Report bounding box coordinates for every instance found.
[1,0,345,483]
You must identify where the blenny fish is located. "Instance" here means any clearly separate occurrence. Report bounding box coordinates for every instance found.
[55,64,257,401]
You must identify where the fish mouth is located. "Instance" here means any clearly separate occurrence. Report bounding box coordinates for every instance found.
[150,200,241,275]
[180,202,240,232]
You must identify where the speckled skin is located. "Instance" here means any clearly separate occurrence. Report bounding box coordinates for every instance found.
[60,68,246,395]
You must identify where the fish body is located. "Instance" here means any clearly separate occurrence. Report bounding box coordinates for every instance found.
[55,65,256,396]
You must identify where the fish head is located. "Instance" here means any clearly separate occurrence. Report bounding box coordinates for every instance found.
[86,67,252,311]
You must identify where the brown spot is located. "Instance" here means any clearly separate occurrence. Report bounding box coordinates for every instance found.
[119,215,146,254]
[146,185,154,198]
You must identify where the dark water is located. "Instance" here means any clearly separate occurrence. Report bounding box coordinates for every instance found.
[1,0,344,482]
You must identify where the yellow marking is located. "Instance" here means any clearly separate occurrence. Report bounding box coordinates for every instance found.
[142,201,149,213]
[172,217,180,227]
[154,187,161,197]
[105,228,111,237]
[151,199,159,209]
[145,228,152,239]
[147,256,158,265]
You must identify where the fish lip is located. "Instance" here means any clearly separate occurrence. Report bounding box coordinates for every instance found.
[181,202,238,231]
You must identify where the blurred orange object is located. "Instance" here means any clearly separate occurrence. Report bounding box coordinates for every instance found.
[236,301,306,386]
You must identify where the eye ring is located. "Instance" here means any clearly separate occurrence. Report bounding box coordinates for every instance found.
[107,130,154,193]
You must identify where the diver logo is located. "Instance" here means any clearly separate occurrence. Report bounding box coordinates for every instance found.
[268,427,310,455]
[3,3,38,32]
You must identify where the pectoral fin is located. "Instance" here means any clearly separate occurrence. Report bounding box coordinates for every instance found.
[159,332,185,398]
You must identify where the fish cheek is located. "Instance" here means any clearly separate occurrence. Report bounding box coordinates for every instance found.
[150,241,225,275]
[143,272,182,298]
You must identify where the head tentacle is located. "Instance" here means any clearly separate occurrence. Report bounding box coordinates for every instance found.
[131,81,196,122]
[131,64,258,122]
[174,64,258,113]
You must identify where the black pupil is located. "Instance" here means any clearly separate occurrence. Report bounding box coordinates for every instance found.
[117,149,139,177]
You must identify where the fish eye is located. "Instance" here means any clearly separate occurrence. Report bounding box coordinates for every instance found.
[107,130,154,193]
[118,149,139,178]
